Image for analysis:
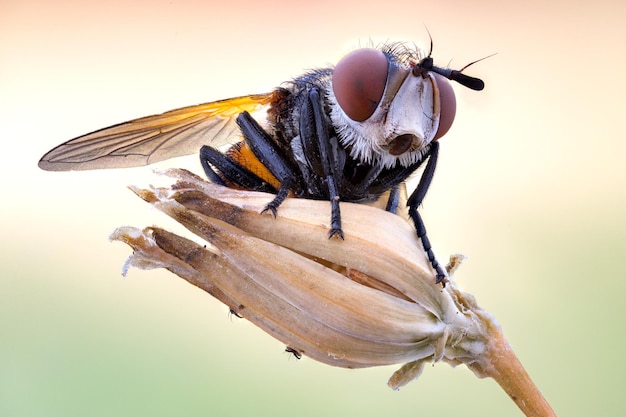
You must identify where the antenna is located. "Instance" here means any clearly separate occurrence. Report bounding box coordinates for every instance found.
[412,30,493,91]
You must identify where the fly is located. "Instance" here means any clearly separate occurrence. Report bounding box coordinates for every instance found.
[39,40,487,285]
[285,347,302,360]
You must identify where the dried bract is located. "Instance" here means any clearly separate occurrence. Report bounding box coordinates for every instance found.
[111,169,555,416]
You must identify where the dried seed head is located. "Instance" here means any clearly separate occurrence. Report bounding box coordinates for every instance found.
[110,169,556,416]
[111,169,483,378]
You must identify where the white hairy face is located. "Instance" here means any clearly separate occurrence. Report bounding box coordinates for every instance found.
[328,47,455,169]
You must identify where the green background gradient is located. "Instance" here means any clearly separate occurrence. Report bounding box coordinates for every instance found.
[2,0,625,415]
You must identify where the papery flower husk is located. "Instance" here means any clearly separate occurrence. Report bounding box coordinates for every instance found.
[110,168,555,417]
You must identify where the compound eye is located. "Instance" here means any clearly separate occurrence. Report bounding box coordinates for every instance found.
[332,49,388,122]
[432,73,457,140]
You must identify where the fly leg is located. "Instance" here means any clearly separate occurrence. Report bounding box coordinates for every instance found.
[298,87,344,239]
[385,185,401,214]
[235,111,298,216]
[406,141,447,285]
[199,145,277,193]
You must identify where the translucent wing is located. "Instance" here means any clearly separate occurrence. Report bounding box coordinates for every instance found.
[38,93,275,171]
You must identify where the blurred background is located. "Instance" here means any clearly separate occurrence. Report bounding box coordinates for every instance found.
[2,0,625,415]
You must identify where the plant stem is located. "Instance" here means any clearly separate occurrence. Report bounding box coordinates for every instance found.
[467,319,556,417]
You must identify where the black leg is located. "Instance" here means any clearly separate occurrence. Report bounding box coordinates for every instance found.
[407,142,447,285]
[298,87,343,239]
[355,163,385,195]
[409,208,447,284]
[262,181,291,217]
[385,185,401,214]
[407,142,439,208]
[236,112,298,216]
[368,159,424,196]
[199,145,227,186]
[199,145,276,193]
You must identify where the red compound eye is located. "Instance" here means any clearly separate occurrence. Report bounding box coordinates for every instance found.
[332,49,388,122]
[432,73,456,140]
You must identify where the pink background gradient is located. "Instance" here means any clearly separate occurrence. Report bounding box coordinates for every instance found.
[2,0,625,415]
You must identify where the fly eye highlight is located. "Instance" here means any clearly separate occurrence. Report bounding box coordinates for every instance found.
[332,49,388,122]
[432,73,456,140]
